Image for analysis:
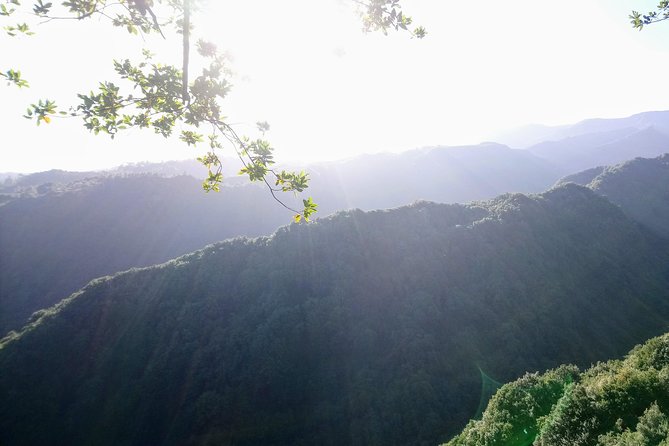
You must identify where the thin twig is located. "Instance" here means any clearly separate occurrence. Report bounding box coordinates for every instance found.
[213,120,302,215]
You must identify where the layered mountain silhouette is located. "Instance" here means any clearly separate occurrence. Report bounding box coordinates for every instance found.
[0,143,562,334]
[528,126,669,173]
[3,112,669,336]
[2,184,669,445]
[0,175,284,333]
[557,154,669,238]
[493,110,669,148]
[305,142,561,210]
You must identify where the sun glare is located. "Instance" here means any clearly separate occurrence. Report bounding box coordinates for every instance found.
[2,0,669,171]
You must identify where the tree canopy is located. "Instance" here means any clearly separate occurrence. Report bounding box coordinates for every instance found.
[1,0,424,221]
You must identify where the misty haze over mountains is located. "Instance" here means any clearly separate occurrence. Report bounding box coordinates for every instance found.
[1,110,669,445]
[493,110,669,148]
[5,110,669,193]
[3,176,669,445]
[2,110,669,335]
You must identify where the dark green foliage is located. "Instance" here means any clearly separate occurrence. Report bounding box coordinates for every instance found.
[447,333,669,446]
[448,366,578,446]
[0,144,563,335]
[0,174,284,333]
[557,154,669,238]
[2,185,669,445]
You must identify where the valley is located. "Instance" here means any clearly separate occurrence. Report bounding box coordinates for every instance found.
[1,110,669,445]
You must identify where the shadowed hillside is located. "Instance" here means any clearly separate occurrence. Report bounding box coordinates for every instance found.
[2,185,669,446]
[557,154,669,238]
[0,143,562,334]
[0,175,284,333]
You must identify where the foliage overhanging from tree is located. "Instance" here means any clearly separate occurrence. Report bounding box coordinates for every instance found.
[630,1,669,30]
[1,0,424,221]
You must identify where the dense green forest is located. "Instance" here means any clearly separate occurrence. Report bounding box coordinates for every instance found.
[2,184,669,445]
[3,146,668,336]
[0,175,283,333]
[0,143,561,335]
[446,332,669,445]
[557,154,669,238]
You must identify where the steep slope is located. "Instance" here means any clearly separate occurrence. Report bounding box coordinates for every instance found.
[2,185,669,446]
[556,154,669,238]
[0,143,562,334]
[446,332,669,446]
[556,165,605,188]
[528,127,669,173]
[0,175,286,333]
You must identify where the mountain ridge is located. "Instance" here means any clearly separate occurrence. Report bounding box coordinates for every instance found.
[2,184,669,445]
[493,110,669,148]
[556,154,669,238]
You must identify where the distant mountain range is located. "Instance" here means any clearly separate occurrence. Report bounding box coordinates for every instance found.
[0,157,243,195]
[493,110,669,148]
[0,142,563,334]
[2,183,669,445]
[2,111,669,445]
[2,108,669,335]
[557,154,669,238]
[306,142,561,210]
[528,126,669,173]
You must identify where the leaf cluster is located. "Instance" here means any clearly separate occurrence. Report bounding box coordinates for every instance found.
[447,332,669,446]
[2,0,427,221]
[358,0,426,38]
[3,0,317,220]
[0,68,28,87]
[630,1,669,30]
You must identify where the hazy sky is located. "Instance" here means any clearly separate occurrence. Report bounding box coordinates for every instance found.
[2,0,669,172]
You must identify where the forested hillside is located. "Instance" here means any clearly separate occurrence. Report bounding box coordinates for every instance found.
[2,185,669,446]
[0,143,561,334]
[446,332,669,446]
[0,175,283,333]
[3,132,668,336]
[557,154,669,238]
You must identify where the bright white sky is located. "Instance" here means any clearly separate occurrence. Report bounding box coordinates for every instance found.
[2,0,669,172]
